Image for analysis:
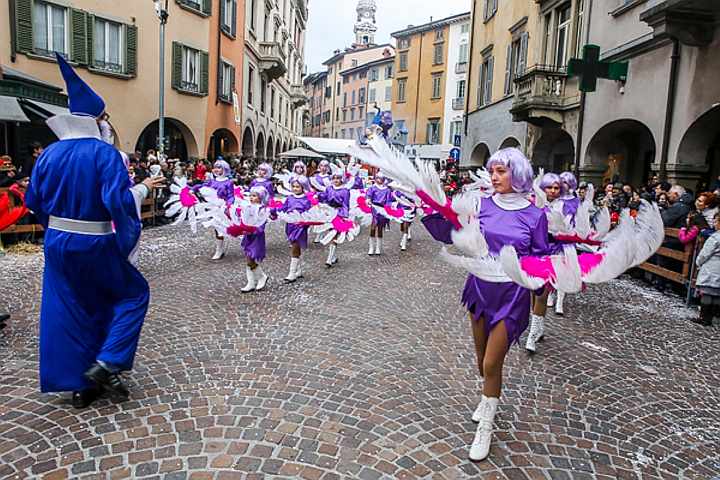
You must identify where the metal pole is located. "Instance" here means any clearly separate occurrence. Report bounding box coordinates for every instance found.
[158,16,166,157]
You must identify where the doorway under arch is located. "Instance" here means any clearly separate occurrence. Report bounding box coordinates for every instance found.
[676,105,720,186]
[532,129,575,173]
[241,126,254,160]
[135,118,198,161]
[585,119,656,186]
[469,143,490,167]
[207,128,238,160]
[256,133,265,162]
[499,137,521,150]
[266,136,275,162]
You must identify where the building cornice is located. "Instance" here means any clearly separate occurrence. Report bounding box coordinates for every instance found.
[391,12,471,38]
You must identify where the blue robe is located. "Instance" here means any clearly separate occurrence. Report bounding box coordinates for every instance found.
[25,117,150,393]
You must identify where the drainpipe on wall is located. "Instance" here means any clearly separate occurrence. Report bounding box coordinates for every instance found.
[573,0,593,178]
[464,4,478,137]
[9,0,17,62]
[413,32,424,144]
[659,38,680,182]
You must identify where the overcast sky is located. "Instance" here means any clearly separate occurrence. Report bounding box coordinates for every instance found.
[305,0,471,72]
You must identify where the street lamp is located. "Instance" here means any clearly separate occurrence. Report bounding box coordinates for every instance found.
[152,0,169,158]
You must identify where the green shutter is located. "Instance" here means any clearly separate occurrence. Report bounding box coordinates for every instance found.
[202,0,211,15]
[86,14,95,66]
[125,25,138,76]
[230,65,236,94]
[172,42,182,89]
[200,51,209,95]
[70,9,87,64]
[14,0,33,54]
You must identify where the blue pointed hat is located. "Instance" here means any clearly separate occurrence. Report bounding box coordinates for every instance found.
[55,52,105,117]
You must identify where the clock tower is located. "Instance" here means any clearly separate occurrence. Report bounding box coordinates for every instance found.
[354,0,377,47]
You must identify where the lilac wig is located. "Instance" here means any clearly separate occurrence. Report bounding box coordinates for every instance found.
[539,172,564,193]
[257,162,274,179]
[318,160,331,173]
[250,185,270,206]
[213,160,231,177]
[292,175,310,192]
[292,161,307,176]
[374,171,386,183]
[560,171,578,193]
[486,148,534,194]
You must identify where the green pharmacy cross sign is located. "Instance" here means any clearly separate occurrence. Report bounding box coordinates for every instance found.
[568,44,629,93]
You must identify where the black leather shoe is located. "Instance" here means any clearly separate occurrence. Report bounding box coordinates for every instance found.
[84,363,129,399]
[72,387,102,409]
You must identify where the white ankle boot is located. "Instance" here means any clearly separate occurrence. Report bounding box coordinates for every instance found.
[241,267,256,293]
[400,233,408,251]
[368,237,376,256]
[211,238,225,260]
[471,396,486,423]
[469,395,498,461]
[314,231,322,244]
[375,238,383,255]
[326,244,338,267]
[547,291,555,307]
[555,292,565,316]
[525,314,545,353]
[284,258,300,283]
[254,267,268,291]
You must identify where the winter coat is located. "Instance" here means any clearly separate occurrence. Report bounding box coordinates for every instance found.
[661,192,693,228]
[696,231,720,289]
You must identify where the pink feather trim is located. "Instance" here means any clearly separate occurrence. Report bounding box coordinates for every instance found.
[421,204,434,215]
[296,221,324,226]
[384,205,405,218]
[307,192,319,206]
[268,198,284,209]
[577,253,605,275]
[553,234,602,246]
[357,196,372,214]
[519,256,556,281]
[332,215,355,233]
[415,190,460,229]
[179,187,198,208]
[234,187,245,199]
[227,223,257,237]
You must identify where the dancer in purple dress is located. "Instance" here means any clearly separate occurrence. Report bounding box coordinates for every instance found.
[250,163,275,198]
[317,173,351,267]
[240,186,270,293]
[549,171,581,316]
[290,160,307,179]
[365,173,393,255]
[311,160,333,243]
[422,149,550,461]
[274,176,313,282]
[526,172,563,353]
[393,189,417,251]
[194,159,235,260]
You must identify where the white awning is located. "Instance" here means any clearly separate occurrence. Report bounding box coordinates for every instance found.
[278,147,326,159]
[0,96,30,122]
[22,99,69,118]
[298,137,355,156]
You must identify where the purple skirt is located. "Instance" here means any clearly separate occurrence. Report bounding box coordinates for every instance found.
[286,224,309,249]
[241,231,266,262]
[372,211,390,229]
[462,275,531,345]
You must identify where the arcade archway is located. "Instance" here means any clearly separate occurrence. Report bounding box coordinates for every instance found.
[469,142,490,167]
[135,118,198,161]
[533,129,575,173]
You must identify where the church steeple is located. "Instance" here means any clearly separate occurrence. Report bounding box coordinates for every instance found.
[354,0,377,47]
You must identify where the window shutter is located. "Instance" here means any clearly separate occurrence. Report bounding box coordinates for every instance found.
[86,14,95,66]
[172,42,182,89]
[486,57,494,104]
[126,25,138,76]
[217,61,223,101]
[504,44,512,95]
[13,0,33,54]
[519,32,529,75]
[70,9,88,64]
[220,0,226,29]
[483,0,488,21]
[202,0,212,15]
[200,51,209,95]
[231,0,238,37]
[231,65,236,94]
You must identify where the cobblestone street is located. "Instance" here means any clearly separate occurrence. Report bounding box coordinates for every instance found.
[1,223,719,479]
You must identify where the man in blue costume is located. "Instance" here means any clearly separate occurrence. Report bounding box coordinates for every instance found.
[26,54,159,409]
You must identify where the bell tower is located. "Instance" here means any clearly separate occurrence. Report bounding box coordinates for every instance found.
[354,0,377,47]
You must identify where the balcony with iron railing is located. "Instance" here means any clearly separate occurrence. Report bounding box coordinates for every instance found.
[452,97,465,110]
[510,64,580,126]
[259,42,287,81]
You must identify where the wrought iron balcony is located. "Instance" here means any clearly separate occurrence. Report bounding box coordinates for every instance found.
[290,84,309,107]
[455,62,467,74]
[452,97,465,110]
[510,64,580,126]
[259,42,287,81]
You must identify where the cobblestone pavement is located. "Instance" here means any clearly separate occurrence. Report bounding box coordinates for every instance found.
[1,223,719,480]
